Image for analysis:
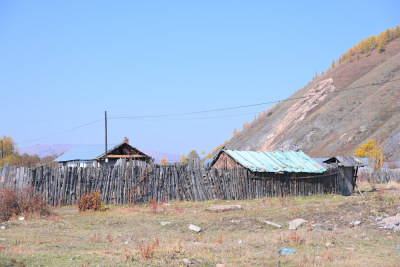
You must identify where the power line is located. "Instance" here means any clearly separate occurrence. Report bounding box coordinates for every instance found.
[18,118,103,144]
[111,111,262,122]
[109,78,400,120]
[17,77,400,144]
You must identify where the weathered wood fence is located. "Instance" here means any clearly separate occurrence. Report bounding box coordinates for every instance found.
[0,161,339,205]
[359,168,400,183]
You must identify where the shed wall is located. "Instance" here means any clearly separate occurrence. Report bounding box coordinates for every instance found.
[213,152,240,170]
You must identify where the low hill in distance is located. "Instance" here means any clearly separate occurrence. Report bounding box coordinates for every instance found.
[19,144,74,158]
[19,144,180,164]
[223,29,400,161]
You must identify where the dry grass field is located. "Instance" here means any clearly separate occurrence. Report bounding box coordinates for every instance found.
[1,182,400,266]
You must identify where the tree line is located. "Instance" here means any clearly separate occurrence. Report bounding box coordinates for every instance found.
[0,136,58,168]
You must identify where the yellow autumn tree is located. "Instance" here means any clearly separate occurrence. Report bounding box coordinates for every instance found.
[204,153,213,159]
[179,154,188,164]
[0,136,19,167]
[354,139,383,172]
[159,157,168,165]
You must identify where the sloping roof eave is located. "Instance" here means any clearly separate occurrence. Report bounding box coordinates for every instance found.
[218,149,326,173]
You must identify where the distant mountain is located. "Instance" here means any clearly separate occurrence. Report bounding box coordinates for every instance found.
[222,30,400,161]
[19,144,180,163]
[19,144,74,158]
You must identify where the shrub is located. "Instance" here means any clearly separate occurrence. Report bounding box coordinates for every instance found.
[138,237,159,259]
[77,191,105,212]
[0,187,50,222]
[0,188,19,221]
[19,187,50,216]
[149,199,167,214]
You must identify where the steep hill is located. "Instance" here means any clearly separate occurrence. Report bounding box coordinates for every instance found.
[224,34,400,161]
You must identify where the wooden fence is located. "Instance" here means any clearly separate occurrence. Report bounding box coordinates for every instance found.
[0,161,339,205]
[359,168,400,183]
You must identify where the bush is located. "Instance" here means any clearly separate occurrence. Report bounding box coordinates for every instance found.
[137,237,159,259]
[77,191,105,212]
[0,187,50,222]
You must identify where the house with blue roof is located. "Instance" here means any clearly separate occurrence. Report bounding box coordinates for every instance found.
[54,137,151,167]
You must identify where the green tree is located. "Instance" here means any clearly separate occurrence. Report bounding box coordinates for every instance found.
[331,60,336,69]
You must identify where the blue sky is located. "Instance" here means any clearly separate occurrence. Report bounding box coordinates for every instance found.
[1,1,399,155]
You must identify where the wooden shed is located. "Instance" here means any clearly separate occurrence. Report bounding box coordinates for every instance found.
[323,156,366,196]
[210,149,338,197]
[212,149,326,174]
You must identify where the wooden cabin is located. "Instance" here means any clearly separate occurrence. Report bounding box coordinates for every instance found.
[54,137,152,167]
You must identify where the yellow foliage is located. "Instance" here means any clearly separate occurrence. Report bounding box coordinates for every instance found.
[179,154,188,164]
[159,157,168,165]
[212,144,224,154]
[354,139,383,171]
[204,153,213,159]
[337,26,399,65]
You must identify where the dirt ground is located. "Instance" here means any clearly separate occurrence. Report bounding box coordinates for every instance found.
[0,182,400,266]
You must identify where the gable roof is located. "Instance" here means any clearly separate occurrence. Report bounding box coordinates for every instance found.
[323,156,367,167]
[54,143,149,162]
[213,149,326,173]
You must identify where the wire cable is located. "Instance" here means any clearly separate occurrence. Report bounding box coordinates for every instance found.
[17,77,400,143]
[109,78,400,120]
[18,118,103,144]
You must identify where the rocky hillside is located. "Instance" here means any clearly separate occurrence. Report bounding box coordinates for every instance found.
[224,36,400,161]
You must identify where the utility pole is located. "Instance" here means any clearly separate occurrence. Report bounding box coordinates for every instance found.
[105,110,108,168]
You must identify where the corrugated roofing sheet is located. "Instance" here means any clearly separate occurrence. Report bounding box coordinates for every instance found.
[223,150,326,173]
[323,156,367,167]
[54,144,120,162]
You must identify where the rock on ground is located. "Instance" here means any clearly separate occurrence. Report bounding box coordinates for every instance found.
[264,220,282,228]
[380,214,400,231]
[182,258,192,264]
[288,218,307,230]
[206,205,242,212]
[189,224,202,232]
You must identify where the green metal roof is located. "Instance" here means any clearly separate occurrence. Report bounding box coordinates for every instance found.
[223,149,326,173]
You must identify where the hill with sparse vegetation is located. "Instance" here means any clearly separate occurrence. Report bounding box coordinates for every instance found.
[220,27,400,161]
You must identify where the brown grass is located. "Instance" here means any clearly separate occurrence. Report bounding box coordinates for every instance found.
[385,181,400,190]
[0,189,400,266]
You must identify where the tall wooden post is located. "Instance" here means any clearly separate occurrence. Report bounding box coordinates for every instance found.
[105,110,108,168]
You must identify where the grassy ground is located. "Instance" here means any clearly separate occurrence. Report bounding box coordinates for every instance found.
[1,182,400,266]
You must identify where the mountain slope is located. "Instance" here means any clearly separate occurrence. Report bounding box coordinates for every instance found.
[224,36,400,161]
